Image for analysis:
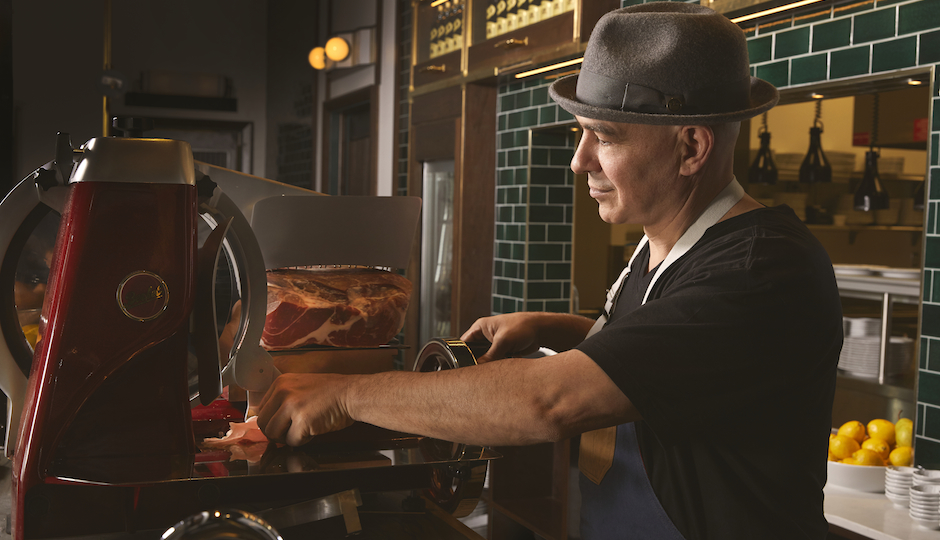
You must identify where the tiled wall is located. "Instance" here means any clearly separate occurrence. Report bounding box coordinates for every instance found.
[493,79,578,314]
[398,1,412,197]
[490,0,940,465]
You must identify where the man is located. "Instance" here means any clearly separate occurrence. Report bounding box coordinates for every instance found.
[257,3,843,538]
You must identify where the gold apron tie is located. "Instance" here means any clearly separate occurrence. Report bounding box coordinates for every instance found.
[579,426,617,484]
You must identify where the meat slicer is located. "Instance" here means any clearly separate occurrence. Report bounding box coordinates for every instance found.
[0,124,496,539]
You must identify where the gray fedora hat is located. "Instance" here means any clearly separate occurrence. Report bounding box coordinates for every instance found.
[549,2,778,125]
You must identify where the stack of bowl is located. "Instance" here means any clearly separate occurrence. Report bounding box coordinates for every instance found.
[909,477,940,529]
[885,466,915,507]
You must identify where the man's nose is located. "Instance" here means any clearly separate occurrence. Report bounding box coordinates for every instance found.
[570,136,596,174]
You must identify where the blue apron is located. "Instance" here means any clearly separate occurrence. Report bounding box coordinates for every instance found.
[578,179,745,539]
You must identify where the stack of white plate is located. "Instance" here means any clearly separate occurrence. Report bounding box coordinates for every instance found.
[838,336,914,378]
[909,483,940,529]
[885,466,915,507]
[843,317,882,338]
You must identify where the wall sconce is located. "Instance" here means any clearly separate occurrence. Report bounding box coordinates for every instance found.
[798,99,832,183]
[749,112,778,185]
[308,29,375,71]
[853,93,890,212]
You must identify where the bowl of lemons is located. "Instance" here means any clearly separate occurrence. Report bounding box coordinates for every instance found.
[826,418,914,492]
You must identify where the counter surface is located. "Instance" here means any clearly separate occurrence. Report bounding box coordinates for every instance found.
[826,484,940,539]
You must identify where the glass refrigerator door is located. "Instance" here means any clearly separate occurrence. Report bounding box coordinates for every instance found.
[420,160,455,346]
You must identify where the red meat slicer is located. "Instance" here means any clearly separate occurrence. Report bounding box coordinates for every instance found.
[0,125,495,539]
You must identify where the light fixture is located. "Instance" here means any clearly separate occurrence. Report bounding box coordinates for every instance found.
[514,58,583,79]
[908,78,924,86]
[308,47,326,70]
[799,100,832,183]
[854,93,890,211]
[729,0,826,23]
[749,112,778,184]
[325,36,350,62]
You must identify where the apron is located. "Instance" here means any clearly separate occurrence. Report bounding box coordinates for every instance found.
[578,178,745,539]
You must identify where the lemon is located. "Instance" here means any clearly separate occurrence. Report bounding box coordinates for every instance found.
[896,418,914,448]
[861,438,891,461]
[867,419,896,446]
[842,457,858,465]
[852,448,885,466]
[829,434,860,460]
[889,446,914,467]
[838,421,867,444]
[828,450,838,462]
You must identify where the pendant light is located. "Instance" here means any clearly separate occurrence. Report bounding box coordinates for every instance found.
[799,100,832,183]
[749,112,778,184]
[853,94,890,212]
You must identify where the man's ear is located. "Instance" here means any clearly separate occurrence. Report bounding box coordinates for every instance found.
[678,125,714,176]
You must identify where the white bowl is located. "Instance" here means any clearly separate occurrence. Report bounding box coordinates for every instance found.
[909,499,939,510]
[886,478,912,488]
[827,461,886,492]
[886,491,910,508]
[913,470,940,482]
[888,466,918,476]
[912,484,940,495]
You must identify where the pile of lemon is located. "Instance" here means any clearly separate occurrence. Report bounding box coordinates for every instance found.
[829,418,914,467]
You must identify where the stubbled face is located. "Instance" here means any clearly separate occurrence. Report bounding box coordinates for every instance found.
[571,116,690,226]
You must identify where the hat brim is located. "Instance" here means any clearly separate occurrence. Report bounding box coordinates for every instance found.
[549,72,779,125]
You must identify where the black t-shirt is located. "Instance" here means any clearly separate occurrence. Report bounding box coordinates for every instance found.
[577,205,843,540]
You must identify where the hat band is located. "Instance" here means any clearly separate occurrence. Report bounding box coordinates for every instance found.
[575,67,752,117]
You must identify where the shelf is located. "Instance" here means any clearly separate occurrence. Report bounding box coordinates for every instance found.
[835,274,921,304]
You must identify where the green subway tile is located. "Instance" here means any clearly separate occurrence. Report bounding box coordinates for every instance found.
[899,0,940,35]
[533,130,570,145]
[506,186,521,204]
[515,90,531,109]
[548,186,573,204]
[493,259,504,277]
[515,167,528,185]
[935,105,940,133]
[853,8,896,44]
[922,31,940,64]
[540,105,557,124]
[756,61,789,88]
[498,205,512,223]
[496,278,510,295]
[512,280,524,298]
[509,81,524,92]
[521,109,538,128]
[545,300,570,313]
[527,301,545,311]
[743,26,757,38]
[923,303,940,338]
[872,36,916,72]
[529,243,564,261]
[532,86,549,106]
[747,36,772,63]
[514,130,528,147]
[546,262,572,279]
[529,204,565,223]
[835,0,874,16]
[530,185,546,204]
[930,337,940,371]
[505,261,520,279]
[524,77,544,89]
[774,27,811,58]
[528,282,562,300]
[497,188,506,205]
[498,168,514,185]
[930,202,937,234]
[497,242,512,259]
[830,46,871,79]
[794,7,831,26]
[529,224,545,241]
[922,337,930,370]
[812,19,851,52]
[930,270,939,301]
[790,54,828,84]
[925,236,940,268]
[758,18,792,35]
[551,148,572,166]
[500,131,514,149]
[508,149,523,166]
[512,243,524,260]
[915,436,940,469]
[531,148,548,165]
[527,263,544,280]
[513,205,526,223]
[547,224,572,242]
[932,134,938,166]
[531,167,567,185]
[496,224,506,241]
[931,169,940,200]
[500,94,514,112]
[498,150,506,168]
[920,371,940,405]
[558,107,574,122]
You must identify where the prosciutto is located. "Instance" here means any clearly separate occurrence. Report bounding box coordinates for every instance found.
[261,268,412,350]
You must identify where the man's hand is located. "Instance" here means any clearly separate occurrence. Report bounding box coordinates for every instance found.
[460,313,542,363]
[256,373,355,447]
[460,312,595,363]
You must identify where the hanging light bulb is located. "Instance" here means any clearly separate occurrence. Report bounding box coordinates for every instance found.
[749,112,777,184]
[853,94,890,212]
[799,100,832,183]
